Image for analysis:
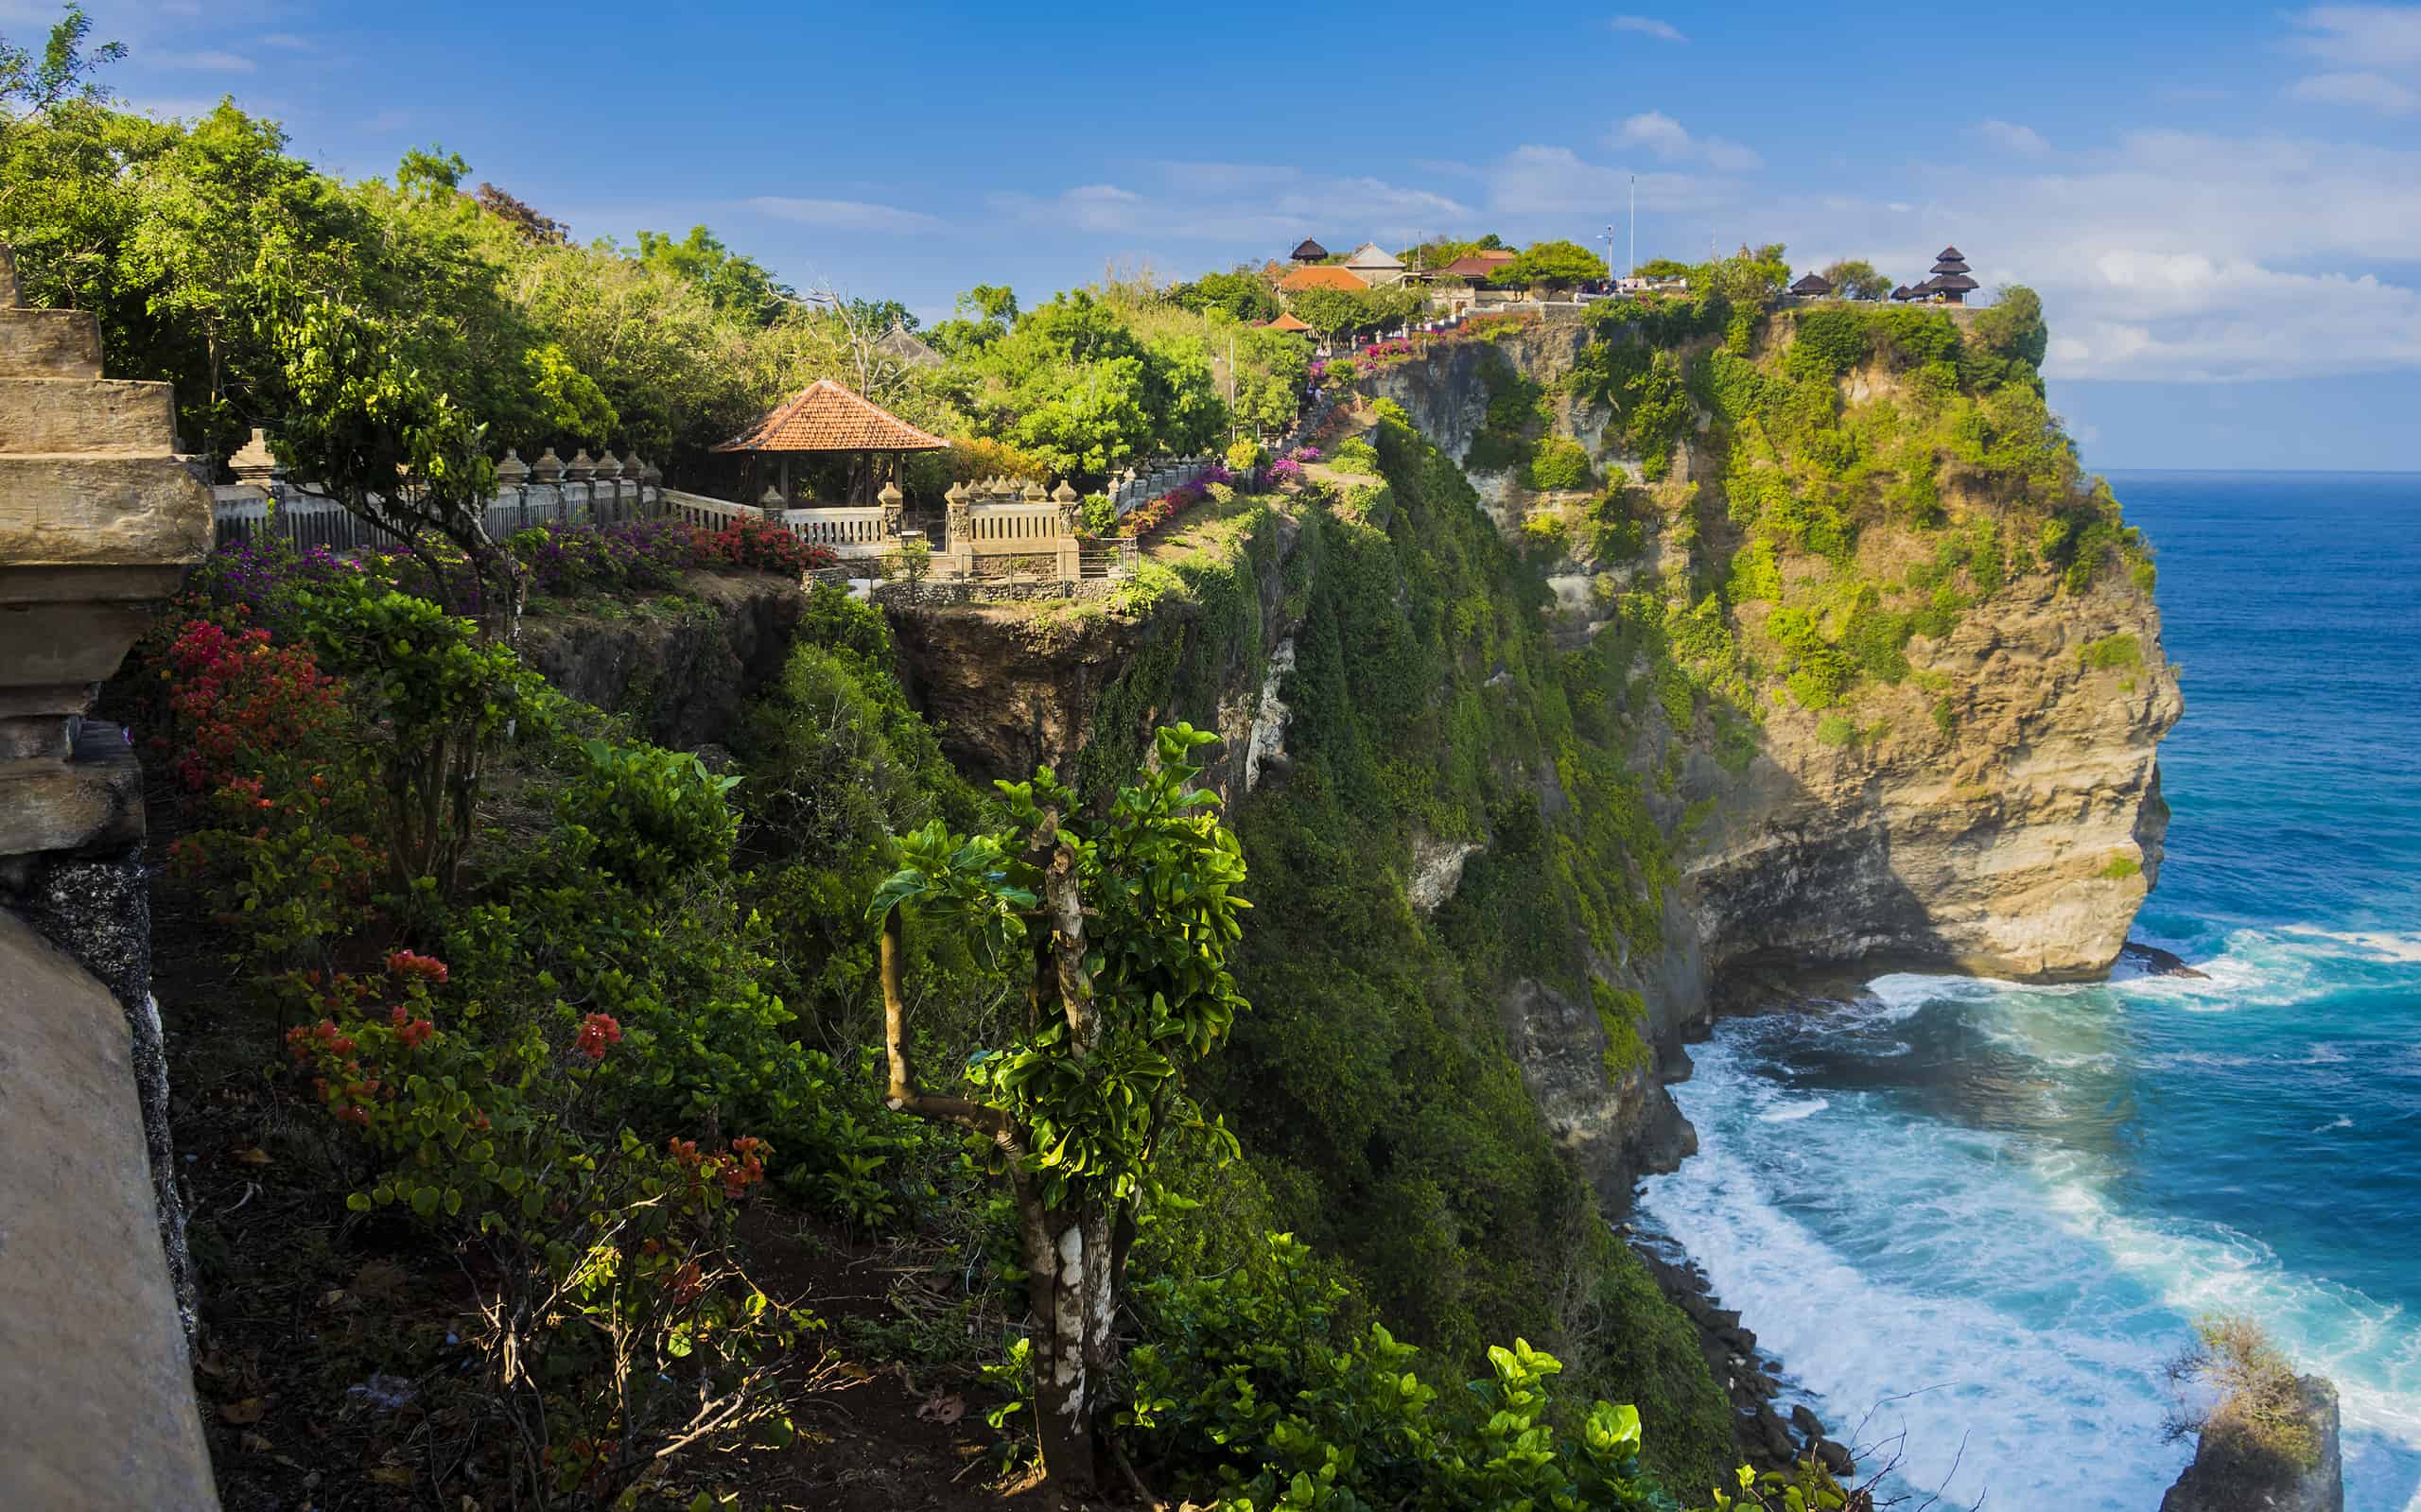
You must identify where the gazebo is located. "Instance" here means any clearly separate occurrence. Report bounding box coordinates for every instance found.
[1788,272,1835,298]
[1290,237,1330,264]
[1264,311,1315,335]
[1923,247,1978,304]
[711,378,947,507]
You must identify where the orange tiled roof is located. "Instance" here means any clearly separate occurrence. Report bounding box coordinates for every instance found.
[1266,311,1315,332]
[1279,265,1370,293]
[711,378,948,454]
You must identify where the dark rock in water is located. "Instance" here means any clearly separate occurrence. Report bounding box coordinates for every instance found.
[1790,1404,1826,1442]
[1717,1324,1757,1355]
[2123,938,2211,979]
[1752,1405,1797,1464]
[1816,1438,1854,1476]
[2161,1375,2343,1512]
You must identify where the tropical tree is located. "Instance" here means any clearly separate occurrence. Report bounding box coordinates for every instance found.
[1169,267,1278,323]
[1288,283,1425,344]
[1493,238,1609,292]
[0,3,120,141]
[1820,258,1890,301]
[870,725,1250,1493]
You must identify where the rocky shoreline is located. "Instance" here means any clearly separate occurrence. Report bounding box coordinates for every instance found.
[1622,1225,1856,1481]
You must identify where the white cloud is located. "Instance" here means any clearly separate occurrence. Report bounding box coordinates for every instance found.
[181,49,255,72]
[1610,14,1686,42]
[990,169,1472,248]
[743,197,943,234]
[2290,69,2420,113]
[1976,119,2051,155]
[1611,112,1763,173]
[257,32,311,50]
[1486,144,1730,215]
[2290,8,2421,113]
[1760,129,2421,382]
[2293,5,2421,67]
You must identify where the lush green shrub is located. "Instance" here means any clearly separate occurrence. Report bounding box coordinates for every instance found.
[2080,633,2143,671]
[554,739,740,889]
[1814,713,1856,746]
[1527,435,1594,491]
[2096,854,2143,879]
[1125,1233,1671,1511]
[1330,437,1381,475]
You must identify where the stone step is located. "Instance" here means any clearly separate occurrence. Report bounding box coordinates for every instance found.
[0,307,103,379]
[0,454,212,565]
[0,378,178,455]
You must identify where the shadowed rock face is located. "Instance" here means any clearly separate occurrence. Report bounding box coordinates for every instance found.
[1688,568,2180,982]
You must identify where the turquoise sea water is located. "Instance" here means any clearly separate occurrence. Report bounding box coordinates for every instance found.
[1638,473,2421,1508]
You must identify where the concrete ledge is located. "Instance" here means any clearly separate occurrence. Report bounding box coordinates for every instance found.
[0,454,214,565]
[0,908,218,1510]
[0,306,103,379]
[0,376,179,455]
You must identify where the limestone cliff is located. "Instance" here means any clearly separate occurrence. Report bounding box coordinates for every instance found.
[878,302,2178,1230]
[1374,310,2180,989]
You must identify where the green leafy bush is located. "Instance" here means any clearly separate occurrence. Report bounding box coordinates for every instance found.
[554,739,740,890]
[1527,436,1594,491]
[2080,633,2143,671]
[1124,1233,1671,1511]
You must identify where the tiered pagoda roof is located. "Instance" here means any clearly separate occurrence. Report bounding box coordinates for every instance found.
[1925,246,1979,296]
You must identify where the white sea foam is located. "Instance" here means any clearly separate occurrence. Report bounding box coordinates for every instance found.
[1648,1015,2421,1510]
[2279,926,2421,965]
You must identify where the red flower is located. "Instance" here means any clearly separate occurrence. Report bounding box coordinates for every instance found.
[574,1013,622,1060]
[385,949,449,985]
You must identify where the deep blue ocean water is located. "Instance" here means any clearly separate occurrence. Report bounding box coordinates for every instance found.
[1638,473,2421,1508]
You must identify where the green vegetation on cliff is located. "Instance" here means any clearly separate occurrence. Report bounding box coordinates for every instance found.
[1062,414,1736,1489]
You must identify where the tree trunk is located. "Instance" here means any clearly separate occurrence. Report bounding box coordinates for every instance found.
[1016,1190,1115,1494]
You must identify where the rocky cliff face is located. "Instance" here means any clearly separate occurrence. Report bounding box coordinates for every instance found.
[1387,318,2181,990]
[1690,567,2177,982]
[516,569,806,752]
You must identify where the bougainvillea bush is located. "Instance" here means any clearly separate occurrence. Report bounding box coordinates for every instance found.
[690,519,841,576]
[143,568,911,1503]
[1117,462,1237,539]
[508,517,698,595]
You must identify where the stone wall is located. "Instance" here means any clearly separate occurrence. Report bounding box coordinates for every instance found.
[0,245,220,1508]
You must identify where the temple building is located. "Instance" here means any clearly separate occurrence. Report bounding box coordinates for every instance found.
[1788,271,1835,299]
[1917,246,1979,304]
[1278,263,1369,294]
[1289,237,1329,265]
[1342,241,1407,287]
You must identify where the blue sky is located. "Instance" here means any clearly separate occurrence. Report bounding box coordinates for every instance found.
[22,0,2421,470]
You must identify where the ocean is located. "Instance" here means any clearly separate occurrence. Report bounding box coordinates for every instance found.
[1637,472,2421,1508]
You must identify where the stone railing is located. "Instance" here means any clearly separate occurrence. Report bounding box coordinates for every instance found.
[210,432,665,552]
[1107,453,1217,518]
[659,488,758,531]
[942,477,1087,580]
[775,502,892,558]
[0,244,219,1507]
